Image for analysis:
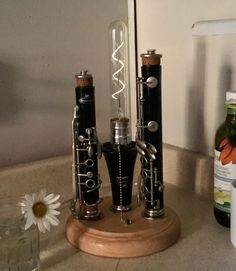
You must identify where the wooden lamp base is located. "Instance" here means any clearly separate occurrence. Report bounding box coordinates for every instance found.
[66,197,180,258]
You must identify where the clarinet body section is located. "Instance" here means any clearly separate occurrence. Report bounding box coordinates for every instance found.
[71,71,102,221]
[136,50,165,219]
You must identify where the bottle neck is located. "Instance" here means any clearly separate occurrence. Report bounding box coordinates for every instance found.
[226,104,236,123]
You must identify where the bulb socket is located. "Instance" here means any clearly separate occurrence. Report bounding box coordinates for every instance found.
[110,117,130,145]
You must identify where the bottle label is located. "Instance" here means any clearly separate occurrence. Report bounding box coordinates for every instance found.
[214,144,236,213]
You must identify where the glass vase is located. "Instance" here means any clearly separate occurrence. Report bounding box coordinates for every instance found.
[0,197,40,271]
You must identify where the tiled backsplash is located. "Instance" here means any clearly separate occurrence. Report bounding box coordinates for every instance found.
[0,144,213,201]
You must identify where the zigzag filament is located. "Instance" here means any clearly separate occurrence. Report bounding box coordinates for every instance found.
[111,41,125,100]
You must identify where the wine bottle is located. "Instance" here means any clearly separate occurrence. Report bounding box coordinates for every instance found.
[214,91,236,227]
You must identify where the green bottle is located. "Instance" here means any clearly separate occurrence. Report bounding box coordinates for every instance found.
[214,91,236,227]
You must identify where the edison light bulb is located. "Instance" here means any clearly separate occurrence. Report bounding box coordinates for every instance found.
[103,21,137,218]
[109,20,129,120]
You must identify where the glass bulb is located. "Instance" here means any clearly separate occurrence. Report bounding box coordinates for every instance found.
[109,20,129,120]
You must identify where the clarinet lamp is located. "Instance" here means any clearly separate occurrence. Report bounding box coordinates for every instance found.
[66,23,180,258]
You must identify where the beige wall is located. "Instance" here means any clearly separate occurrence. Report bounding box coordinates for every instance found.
[133,0,236,156]
[2,0,235,168]
[0,0,128,168]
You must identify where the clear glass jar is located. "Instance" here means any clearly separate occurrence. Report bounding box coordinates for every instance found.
[0,197,40,271]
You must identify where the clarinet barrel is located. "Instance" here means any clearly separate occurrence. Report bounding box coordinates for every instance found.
[71,70,102,220]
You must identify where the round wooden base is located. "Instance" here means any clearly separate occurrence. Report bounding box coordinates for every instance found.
[66,197,180,258]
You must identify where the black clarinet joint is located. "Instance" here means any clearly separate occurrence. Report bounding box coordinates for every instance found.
[136,50,165,219]
[71,71,102,220]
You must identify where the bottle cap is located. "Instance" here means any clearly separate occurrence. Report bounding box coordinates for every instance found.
[226,91,236,104]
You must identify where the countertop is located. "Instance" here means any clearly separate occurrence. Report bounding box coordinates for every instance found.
[0,145,235,271]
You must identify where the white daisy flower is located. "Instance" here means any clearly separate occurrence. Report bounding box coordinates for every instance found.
[19,189,61,233]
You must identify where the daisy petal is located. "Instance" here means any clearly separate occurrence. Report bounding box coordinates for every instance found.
[46,214,60,226]
[23,206,33,213]
[48,209,60,216]
[37,219,46,233]
[25,215,34,230]
[42,218,51,232]
[44,193,55,202]
[18,201,26,207]
[24,194,33,205]
[46,194,60,204]
[32,193,37,203]
[48,202,61,210]
[39,189,47,201]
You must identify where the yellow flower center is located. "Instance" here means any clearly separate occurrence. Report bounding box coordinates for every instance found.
[32,201,47,218]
